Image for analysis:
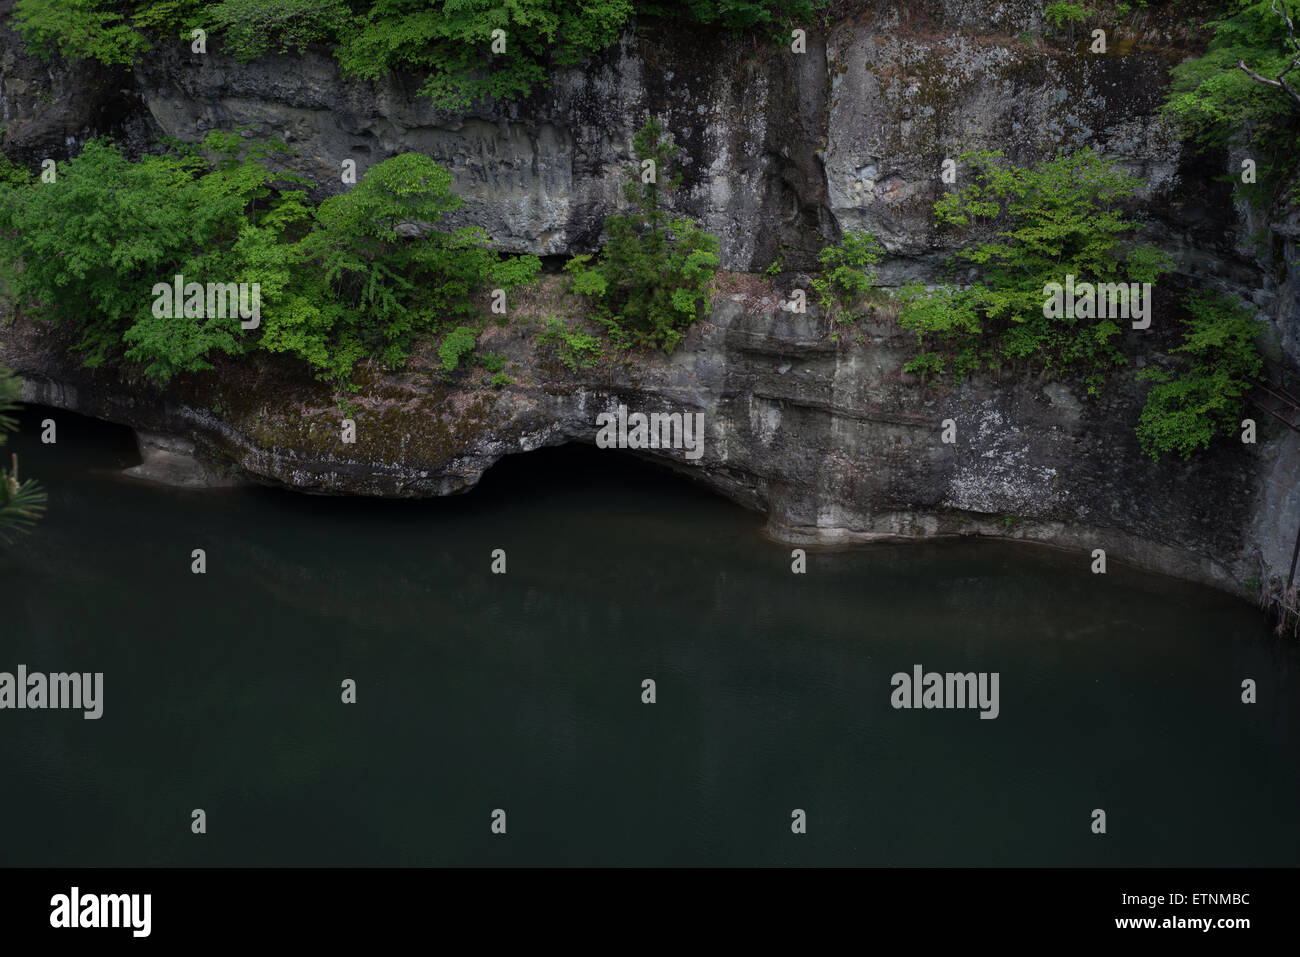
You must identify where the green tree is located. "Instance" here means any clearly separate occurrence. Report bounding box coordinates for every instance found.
[0,136,537,387]
[810,229,882,332]
[12,0,204,66]
[0,366,46,541]
[13,0,151,66]
[566,117,720,354]
[207,0,351,60]
[898,149,1173,393]
[1136,291,1265,460]
[336,0,634,110]
[1163,0,1300,205]
[0,134,301,380]
[262,152,540,383]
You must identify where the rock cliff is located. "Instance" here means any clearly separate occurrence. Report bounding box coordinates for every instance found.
[1,1,1296,599]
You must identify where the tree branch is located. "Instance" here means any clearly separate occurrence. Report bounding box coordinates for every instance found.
[1274,0,1300,55]
[1240,0,1300,109]
[1238,58,1300,110]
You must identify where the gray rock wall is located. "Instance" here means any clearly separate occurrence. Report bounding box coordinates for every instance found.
[0,290,1275,597]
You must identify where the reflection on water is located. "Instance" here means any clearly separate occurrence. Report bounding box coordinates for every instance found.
[1,407,1297,866]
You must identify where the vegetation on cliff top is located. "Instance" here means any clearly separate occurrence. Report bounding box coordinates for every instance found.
[12,0,824,108]
[0,133,539,387]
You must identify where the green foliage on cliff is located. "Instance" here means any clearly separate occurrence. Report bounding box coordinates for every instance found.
[437,325,478,372]
[0,135,539,385]
[335,0,634,109]
[0,365,45,542]
[890,150,1266,462]
[897,149,1174,394]
[13,0,331,65]
[564,118,720,354]
[337,1,823,109]
[0,157,32,189]
[13,0,157,66]
[1162,0,1300,206]
[811,229,882,327]
[538,315,604,370]
[11,1,824,105]
[0,134,288,378]
[14,0,331,64]
[1043,2,1091,28]
[262,151,540,382]
[642,0,822,32]
[208,0,352,59]
[1136,291,1265,460]
[892,283,981,379]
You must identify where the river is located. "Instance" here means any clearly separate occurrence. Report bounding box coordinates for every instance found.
[1,406,1297,866]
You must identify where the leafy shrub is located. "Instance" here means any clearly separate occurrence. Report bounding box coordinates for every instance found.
[259,153,539,382]
[13,0,154,65]
[12,0,208,65]
[538,315,603,371]
[437,325,478,372]
[340,2,823,107]
[336,0,634,110]
[207,0,350,60]
[565,118,720,354]
[564,254,608,298]
[0,134,296,379]
[0,136,537,386]
[898,149,1173,394]
[490,254,543,290]
[1044,2,1089,28]
[15,1,827,106]
[895,282,983,379]
[810,229,881,324]
[0,156,33,188]
[1136,291,1265,460]
[901,349,947,380]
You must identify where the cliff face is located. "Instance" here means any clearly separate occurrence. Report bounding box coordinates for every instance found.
[3,281,1284,596]
[0,1,1297,598]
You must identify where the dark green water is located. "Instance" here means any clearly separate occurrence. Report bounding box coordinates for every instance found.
[1,406,1298,866]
